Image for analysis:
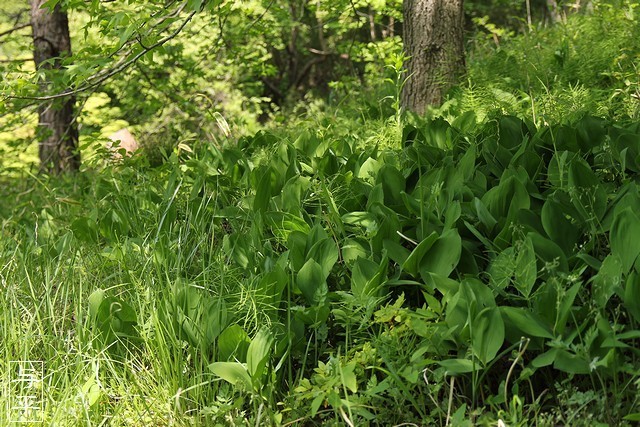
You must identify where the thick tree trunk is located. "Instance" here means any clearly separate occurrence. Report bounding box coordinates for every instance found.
[401,0,465,115]
[30,0,79,174]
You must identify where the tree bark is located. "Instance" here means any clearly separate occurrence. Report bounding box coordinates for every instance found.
[401,0,465,115]
[30,0,79,174]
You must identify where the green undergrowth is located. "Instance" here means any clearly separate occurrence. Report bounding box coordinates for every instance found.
[438,0,640,124]
[2,113,640,425]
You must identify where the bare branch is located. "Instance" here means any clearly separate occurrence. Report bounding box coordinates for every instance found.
[0,22,31,39]
[7,10,197,102]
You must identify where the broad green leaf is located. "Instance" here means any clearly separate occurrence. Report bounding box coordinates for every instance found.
[541,199,579,255]
[247,328,274,380]
[88,289,105,321]
[377,164,405,205]
[514,236,536,297]
[383,239,410,266]
[471,307,505,365]
[438,358,478,374]
[568,159,606,224]
[610,207,640,273]
[419,229,462,278]
[81,378,102,408]
[402,232,438,275]
[488,247,516,290]
[218,324,250,362]
[340,362,358,393]
[553,350,590,374]
[209,362,251,387]
[624,272,640,323]
[297,259,327,305]
[474,197,497,232]
[204,299,228,345]
[500,307,553,339]
[307,238,339,279]
[592,254,623,308]
[342,238,370,265]
[531,348,559,368]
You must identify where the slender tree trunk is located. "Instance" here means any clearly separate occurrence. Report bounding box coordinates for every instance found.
[30,0,79,174]
[401,0,465,115]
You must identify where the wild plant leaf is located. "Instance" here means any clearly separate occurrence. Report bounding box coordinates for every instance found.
[377,164,405,206]
[624,271,640,323]
[419,229,462,278]
[342,238,370,265]
[297,259,327,305]
[218,324,250,362]
[351,256,386,299]
[341,211,378,232]
[568,159,607,224]
[287,230,308,272]
[209,362,251,388]
[471,307,504,365]
[592,254,623,308]
[547,151,572,189]
[247,328,274,380]
[383,239,410,266]
[438,358,478,374]
[541,199,579,255]
[528,232,568,274]
[514,236,536,297]
[553,350,590,374]
[222,234,250,269]
[357,157,381,184]
[556,281,582,335]
[340,362,358,393]
[474,197,498,233]
[204,299,229,345]
[500,307,553,339]
[307,238,339,279]
[610,207,640,273]
[488,247,516,290]
[531,348,559,368]
[402,232,438,275]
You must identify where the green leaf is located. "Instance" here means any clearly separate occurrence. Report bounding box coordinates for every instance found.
[297,259,327,305]
[419,229,462,278]
[500,307,553,339]
[610,207,640,273]
[553,350,590,374]
[541,199,579,255]
[402,232,438,275]
[568,159,607,224]
[218,324,250,361]
[471,307,505,365]
[488,247,516,290]
[514,236,536,297]
[209,362,251,387]
[340,362,358,393]
[624,271,640,323]
[88,289,105,321]
[247,328,274,380]
[204,299,228,345]
[438,358,478,374]
[307,238,339,279]
[592,254,623,308]
[531,348,559,368]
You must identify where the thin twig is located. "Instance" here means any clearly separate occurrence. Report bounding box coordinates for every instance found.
[7,10,197,102]
[504,337,530,409]
[445,376,455,426]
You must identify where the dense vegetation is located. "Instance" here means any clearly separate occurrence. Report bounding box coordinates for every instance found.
[2,1,640,425]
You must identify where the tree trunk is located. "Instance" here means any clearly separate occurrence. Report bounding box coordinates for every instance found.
[30,0,79,174]
[401,0,465,115]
